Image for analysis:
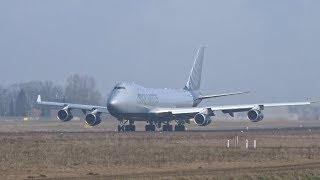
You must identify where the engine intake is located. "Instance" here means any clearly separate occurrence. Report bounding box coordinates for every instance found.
[57,109,73,122]
[194,113,212,126]
[85,113,102,126]
[247,109,264,122]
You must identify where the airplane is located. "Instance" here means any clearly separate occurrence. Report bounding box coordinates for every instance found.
[36,47,318,132]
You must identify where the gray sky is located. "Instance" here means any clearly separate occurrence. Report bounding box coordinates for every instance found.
[0,0,320,104]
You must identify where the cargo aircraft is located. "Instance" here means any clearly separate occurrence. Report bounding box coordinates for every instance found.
[37,47,317,132]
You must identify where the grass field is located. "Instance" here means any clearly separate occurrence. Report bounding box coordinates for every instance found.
[0,119,320,179]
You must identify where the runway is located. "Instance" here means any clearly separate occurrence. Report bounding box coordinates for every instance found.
[0,117,319,133]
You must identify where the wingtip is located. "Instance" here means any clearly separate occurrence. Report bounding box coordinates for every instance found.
[306,97,320,104]
[239,91,250,95]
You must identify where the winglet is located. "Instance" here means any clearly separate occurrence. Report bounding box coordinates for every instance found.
[37,95,42,103]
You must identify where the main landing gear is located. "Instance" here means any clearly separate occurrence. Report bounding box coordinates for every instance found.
[117,120,186,132]
[162,122,186,132]
[174,124,186,132]
[145,122,156,132]
[163,124,173,131]
[118,120,136,132]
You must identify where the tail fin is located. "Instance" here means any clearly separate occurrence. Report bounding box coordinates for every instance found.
[184,47,205,91]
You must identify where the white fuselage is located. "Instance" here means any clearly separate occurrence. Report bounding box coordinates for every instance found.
[107,82,198,120]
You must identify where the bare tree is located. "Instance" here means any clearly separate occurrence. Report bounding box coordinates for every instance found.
[19,81,64,117]
[0,86,7,116]
[15,89,28,117]
[0,75,102,117]
[288,106,320,121]
[64,74,102,105]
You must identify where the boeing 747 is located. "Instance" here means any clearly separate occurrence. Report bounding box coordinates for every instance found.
[37,47,317,132]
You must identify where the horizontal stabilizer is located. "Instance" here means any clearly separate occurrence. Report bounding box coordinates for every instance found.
[197,91,250,100]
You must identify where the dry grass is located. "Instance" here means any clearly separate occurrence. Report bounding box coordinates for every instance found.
[1,130,320,179]
[0,119,320,179]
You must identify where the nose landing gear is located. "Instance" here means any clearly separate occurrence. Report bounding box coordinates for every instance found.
[117,120,136,132]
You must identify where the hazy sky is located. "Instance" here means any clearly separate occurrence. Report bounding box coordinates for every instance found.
[0,0,320,104]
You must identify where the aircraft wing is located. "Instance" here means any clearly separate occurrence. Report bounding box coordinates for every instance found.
[150,101,317,117]
[36,95,109,113]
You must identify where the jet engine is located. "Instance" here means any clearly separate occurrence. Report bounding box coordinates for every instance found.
[194,113,212,126]
[57,109,73,122]
[85,113,102,126]
[247,109,264,122]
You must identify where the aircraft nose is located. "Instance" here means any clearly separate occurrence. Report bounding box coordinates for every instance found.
[108,99,117,106]
[107,98,120,114]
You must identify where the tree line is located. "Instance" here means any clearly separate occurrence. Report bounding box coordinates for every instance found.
[0,74,102,117]
[0,74,318,120]
[288,106,320,121]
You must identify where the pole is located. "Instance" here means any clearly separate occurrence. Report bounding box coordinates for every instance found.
[245,139,249,149]
[236,136,239,148]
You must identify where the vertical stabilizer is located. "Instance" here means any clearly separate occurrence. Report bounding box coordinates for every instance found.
[184,47,205,91]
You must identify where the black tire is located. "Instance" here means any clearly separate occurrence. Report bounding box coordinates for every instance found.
[157,122,162,129]
[124,125,132,132]
[175,125,186,132]
[174,125,179,131]
[145,125,150,131]
[163,125,168,131]
[131,125,136,132]
[163,124,173,132]
[146,124,156,132]
[150,125,156,131]
[124,125,136,132]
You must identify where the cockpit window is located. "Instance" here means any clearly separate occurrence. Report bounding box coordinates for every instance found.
[114,86,126,90]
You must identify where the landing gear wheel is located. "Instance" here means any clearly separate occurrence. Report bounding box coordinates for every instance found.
[125,125,136,132]
[145,124,156,132]
[117,125,124,132]
[163,124,173,132]
[156,122,162,129]
[174,125,186,132]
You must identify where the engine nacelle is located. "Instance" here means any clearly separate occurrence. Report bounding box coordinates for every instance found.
[194,113,212,126]
[57,109,73,122]
[85,113,102,126]
[247,109,264,122]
